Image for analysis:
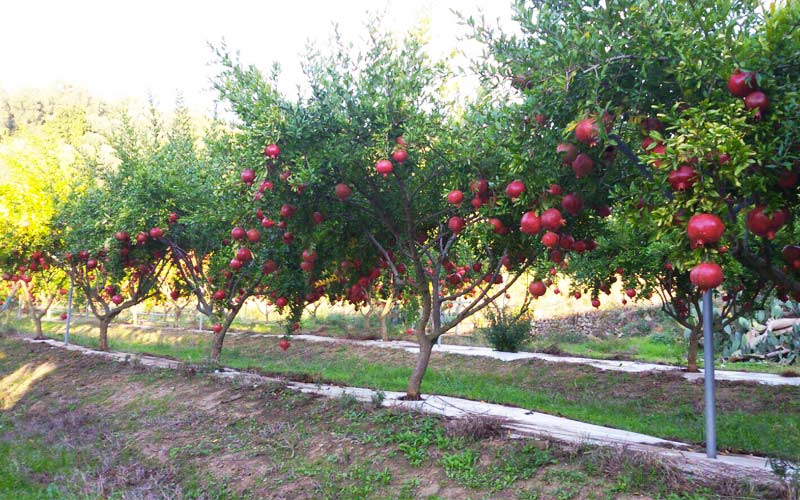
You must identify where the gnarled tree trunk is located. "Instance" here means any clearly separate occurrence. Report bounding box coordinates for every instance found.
[33,313,45,340]
[98,317,111,351]
[406,334,434,400]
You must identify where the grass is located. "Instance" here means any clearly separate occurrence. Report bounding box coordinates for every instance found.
[0,335,789,498]
[0,418,83,500]
[9,317,800,462]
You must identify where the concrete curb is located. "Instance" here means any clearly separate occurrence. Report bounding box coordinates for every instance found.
[235,332,800,387]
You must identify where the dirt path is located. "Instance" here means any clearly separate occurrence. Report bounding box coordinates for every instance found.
[22,336,788,493]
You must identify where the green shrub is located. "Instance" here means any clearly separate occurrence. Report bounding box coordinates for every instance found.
[480,307,532,353]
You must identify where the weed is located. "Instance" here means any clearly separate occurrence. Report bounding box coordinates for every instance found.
[440,448,480,485]
[481,307,532,353]
[371,389,386,408]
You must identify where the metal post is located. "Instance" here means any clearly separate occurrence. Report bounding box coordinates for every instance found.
[702,289,717,459]
[65,276,74,346]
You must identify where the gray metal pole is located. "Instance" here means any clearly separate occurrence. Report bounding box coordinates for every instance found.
[64,276,74,346]
[702,289,717,459]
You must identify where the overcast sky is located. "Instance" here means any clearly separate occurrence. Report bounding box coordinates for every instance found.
[2,0,516,114]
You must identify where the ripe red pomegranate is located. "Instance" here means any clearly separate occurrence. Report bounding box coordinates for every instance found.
[212,323,223,334]
[236,247,252,261]
[575,117,599,146]
[470,179,489,195]
[168,212,179,224]
[727,70,758,97]
[591,299,601,308]
[114,231,129,242]
[541,231,559,248]
[641,117,664,133]
[505,180,525,199]
[448,216,466,234]
[241,169,255,184]
[561,193,583,216]
[559,234,575,250]
[778,170,798,189]
[231,227,246,240]
[111,294,123,305]
[529,281,547,297]
[275,297,288,308]
[302,249,317,262]
[261,218,275,228]
[573,291,581,299]
[547,184,562,196]
[572,154,594,178]
[170,290,180,300]
[312,212,325,224]
[376,159,393,177]
[279,339,291,351]
[300,261,314,272]
[212,290,226,301]
[59,312,68,320]
[488,218,507,235]
[783,245,800,262]
[690,262,724,290]
[447,190,464,205]
[229,258,244,270]
[86,259,98,270]
[648,143,667,168]
[541,208,565,231]
[264,143,280,158]
[391,149,408,163]
[279,170,291,182]
[246,228,261,243]
[746,206,789,239]
[556,143,578,165]
[625,288,636,298]
[280,204,296,218]
[520,211,541,234]
[149,227,163,239]
[595,205,611,218]
[687,214,724,246]
[335,183,352,200]
[262,260,278,274]
[668,165,698,191]
[744,91,769,119]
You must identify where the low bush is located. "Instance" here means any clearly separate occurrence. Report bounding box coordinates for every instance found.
[480,307,532,353]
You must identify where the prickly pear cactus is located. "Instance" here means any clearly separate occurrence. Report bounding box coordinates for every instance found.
[720,299,800,365]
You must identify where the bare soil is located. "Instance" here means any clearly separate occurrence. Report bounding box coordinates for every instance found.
[1,334,781,499]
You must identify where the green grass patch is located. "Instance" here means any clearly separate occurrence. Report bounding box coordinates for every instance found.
[10,318,800,461]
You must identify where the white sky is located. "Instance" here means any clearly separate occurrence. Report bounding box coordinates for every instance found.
[1,0,516,114]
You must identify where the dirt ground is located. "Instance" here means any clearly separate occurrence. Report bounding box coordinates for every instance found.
[0,334,791,499]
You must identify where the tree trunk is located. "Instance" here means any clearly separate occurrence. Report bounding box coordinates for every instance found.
[406,335,434,400]
[174,307,183,328]
[363,314,370,335]
[210,310,239,362]
[380,315,388,342]
[687,325,701,373]
[33,314,45,340]
[210,329,226,362]
[98,317,110,351]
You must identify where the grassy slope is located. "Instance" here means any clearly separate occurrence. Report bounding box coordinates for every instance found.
[10,318,800,462]
[1,335,751,499]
